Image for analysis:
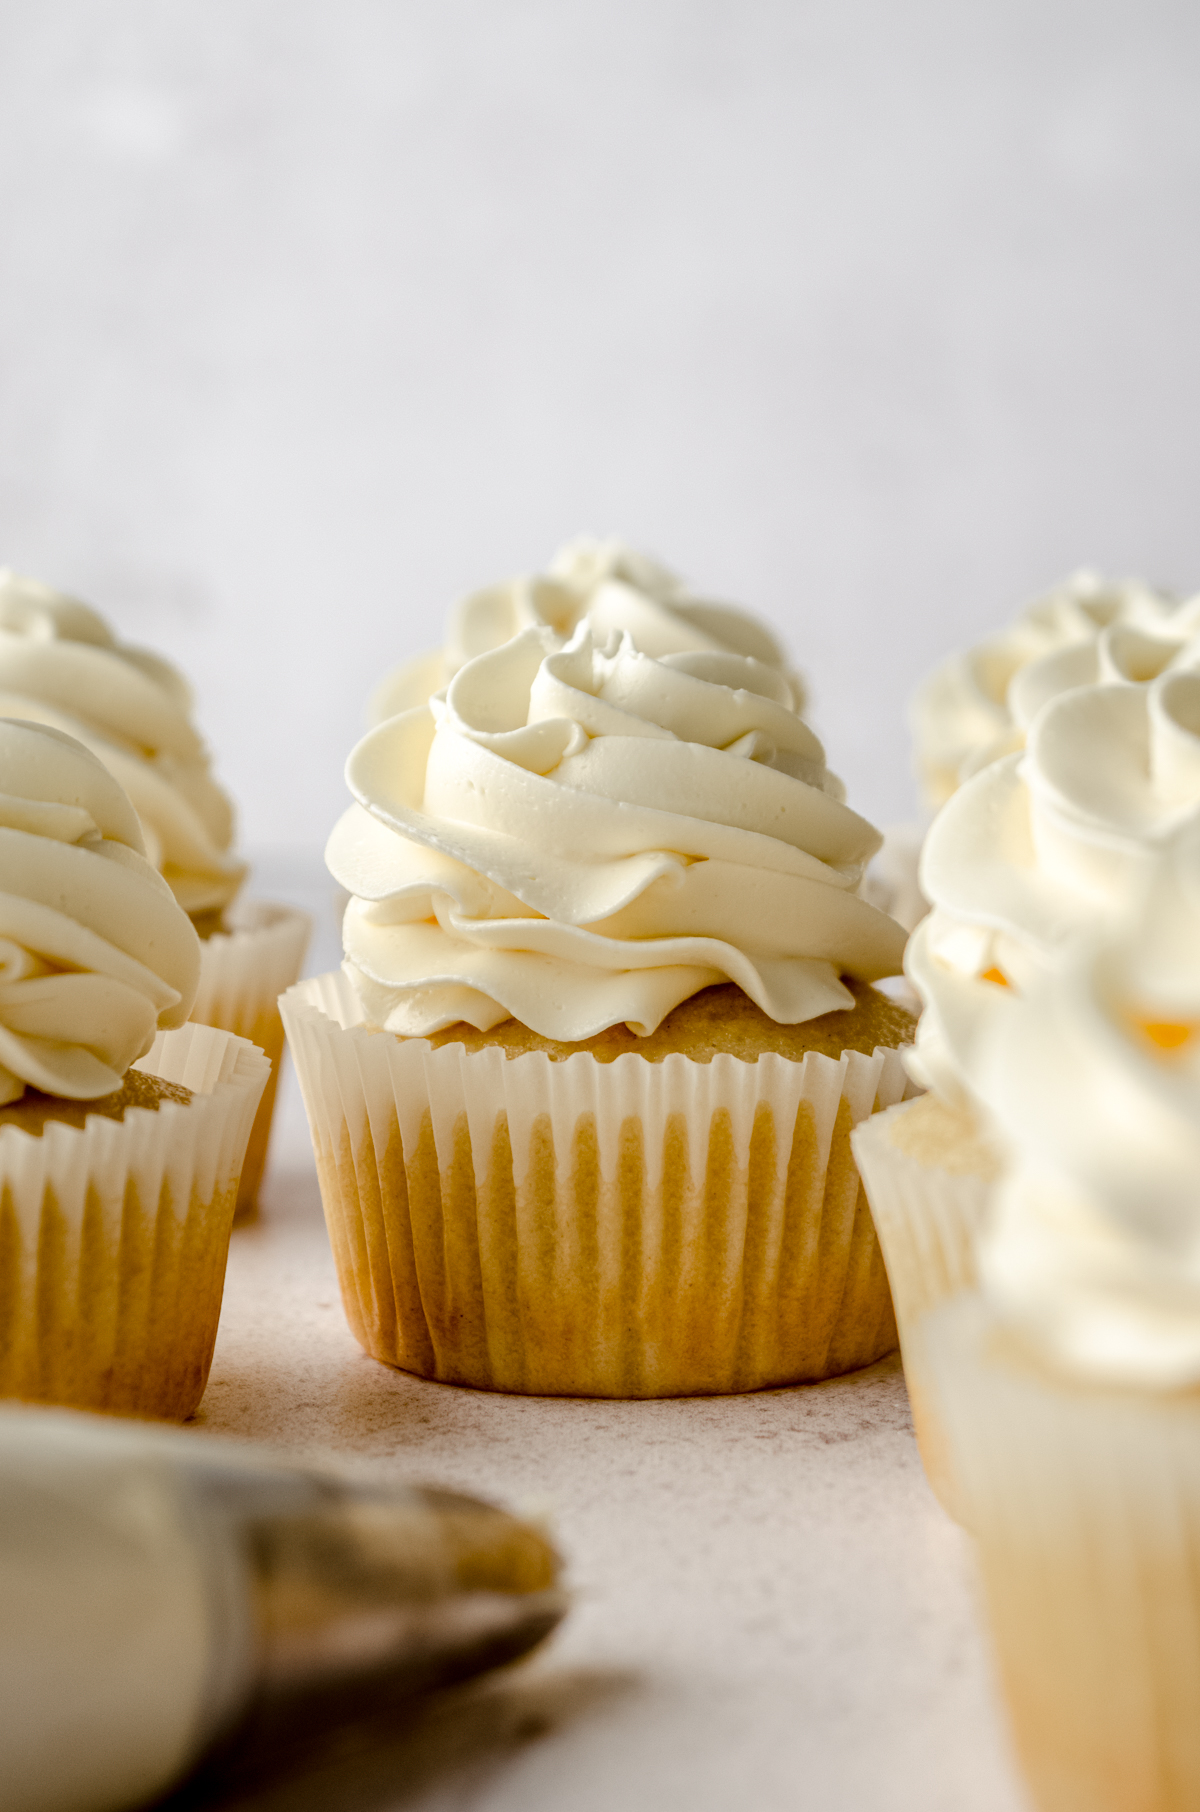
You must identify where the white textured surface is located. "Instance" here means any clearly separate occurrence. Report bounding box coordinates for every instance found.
[2,3,1199,838]
[163,855,1031,1811]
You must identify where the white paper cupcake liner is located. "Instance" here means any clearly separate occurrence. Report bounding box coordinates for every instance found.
[282,970,913,1398]
[0,1024,270,1420]
[192,899,311,1214]
[852,1098,1000,1519]
[925,1292,1200,1812]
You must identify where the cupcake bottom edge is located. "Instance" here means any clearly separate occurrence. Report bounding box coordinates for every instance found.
[313,1094,899,1399]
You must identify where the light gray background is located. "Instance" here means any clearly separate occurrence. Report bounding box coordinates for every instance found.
[1,0,1198,847]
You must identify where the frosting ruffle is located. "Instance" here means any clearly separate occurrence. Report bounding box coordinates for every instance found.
[907,667,1200,1107]
[910,570,1179,810]
[977,822,1200,1386]
[0,719,201,1103]
[367,535,805,723]
[332,625,905,1040]
[0,571,246,914]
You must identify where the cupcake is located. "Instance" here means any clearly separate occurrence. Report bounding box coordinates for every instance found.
[851,1090,1005,1517]
[0,719,269,1418]
[922,824,1200,1812]
[911,568,1181,812]
[368,535,806,722]
[855,661,1200,1513]
[868,572,1184,950]
[0,570,310,1211]
[283,623,913,1397]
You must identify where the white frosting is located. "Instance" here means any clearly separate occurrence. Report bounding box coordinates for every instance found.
[907,667,1200,1108]
[977,823,1200,1386]
[330,624,905,1040]
[0,1408,240,1812]
[0,571,246,914]
[0,718,200,1103]
[911,570,1180,809]
[367,535,805,722]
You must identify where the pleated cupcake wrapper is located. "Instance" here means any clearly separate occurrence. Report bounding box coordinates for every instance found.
[851,1100,995,1521]
[191,899,311,1214]
[0,1023,270,1421]
[282,969,911,1398]
[925,1294,1200,1812]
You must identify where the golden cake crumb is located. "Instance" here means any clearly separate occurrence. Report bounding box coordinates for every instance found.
[421,978,916,1065]
[0,1069,194,1137]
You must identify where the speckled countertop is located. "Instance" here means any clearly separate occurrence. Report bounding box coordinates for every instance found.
[167,861,1029,1812]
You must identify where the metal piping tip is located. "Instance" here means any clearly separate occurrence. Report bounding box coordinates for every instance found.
[241,1479,566,1704]
[0,1409,568,1812]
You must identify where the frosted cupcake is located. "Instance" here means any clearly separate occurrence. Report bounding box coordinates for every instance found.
[0,719,269,1418]
[869,571,1184,941]
[368,534,805,723]
[0,570,309,1209]
[911,569,1181,812]
[855,662,1200,1512]
[284,624,912,1397]
[923,824,1200,1812]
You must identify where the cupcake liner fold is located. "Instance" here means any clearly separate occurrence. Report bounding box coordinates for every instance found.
[191,899,311,1214]
[852,1099,997,1519]
[282,970,912,1397]
[0,1024,270,1420]
[926,1293,1200,1812]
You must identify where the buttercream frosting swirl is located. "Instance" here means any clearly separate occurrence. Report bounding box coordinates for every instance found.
[907,666,1200,1108]
[977,822,1200,1386]
[367,535,805,723]
[911,570,1179,810]
[0,570,246,914]
[330,624,905,1040]
[0,718,201,1103]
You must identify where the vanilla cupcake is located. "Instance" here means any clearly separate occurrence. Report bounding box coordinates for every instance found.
[858,574,1186,949]
[911,568,1180,810]
[855,663,1200,1513]
[0,571,309,1210]
[872,571,1182,948]
[880,572,1189,949]
[923,824,1200,1812]
[368,535,805,724]
[0,719,269,1418]
[284,624,912,1398]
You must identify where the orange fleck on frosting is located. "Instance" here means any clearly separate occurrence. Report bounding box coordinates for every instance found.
[981,966,1010,988]
[1138,1019,1196,1052]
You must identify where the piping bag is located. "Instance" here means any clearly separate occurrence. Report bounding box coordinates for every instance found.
[0,1406,566,1812]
